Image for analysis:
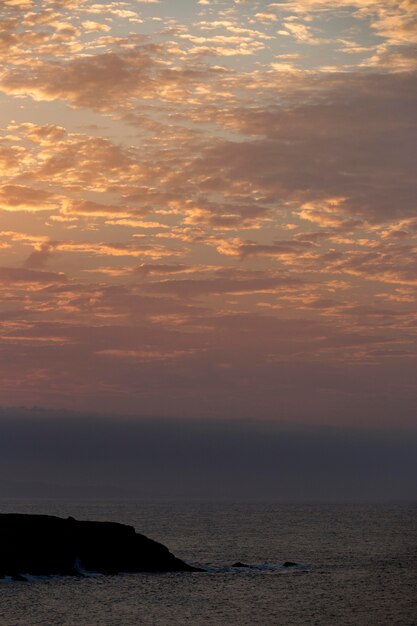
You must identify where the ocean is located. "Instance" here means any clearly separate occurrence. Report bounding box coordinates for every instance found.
[0,501,416,625]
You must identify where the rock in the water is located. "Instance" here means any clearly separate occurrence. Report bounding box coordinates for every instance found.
[232,561,251,568]
[0,514,199,578]
[282,561,298,567]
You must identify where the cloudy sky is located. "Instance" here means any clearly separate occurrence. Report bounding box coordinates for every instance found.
[0,0,416,428]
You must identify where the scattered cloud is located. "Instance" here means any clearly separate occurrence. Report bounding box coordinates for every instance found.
[0,0,416,423]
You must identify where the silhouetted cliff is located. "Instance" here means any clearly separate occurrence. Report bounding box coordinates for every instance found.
[0,514,198,579]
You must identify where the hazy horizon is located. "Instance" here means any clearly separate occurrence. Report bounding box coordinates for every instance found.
[1,407,416,502]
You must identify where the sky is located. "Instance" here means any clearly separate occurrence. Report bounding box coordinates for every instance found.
[0,0,416,431]
[1,408,417,500]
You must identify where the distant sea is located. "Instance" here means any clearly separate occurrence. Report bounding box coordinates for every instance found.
[0,501,416,625]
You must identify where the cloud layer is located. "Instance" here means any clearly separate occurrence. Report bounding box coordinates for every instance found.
[0,0,416,425]
[1,409,416,500]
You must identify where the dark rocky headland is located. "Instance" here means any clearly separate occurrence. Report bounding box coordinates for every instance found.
[0,514,199,579]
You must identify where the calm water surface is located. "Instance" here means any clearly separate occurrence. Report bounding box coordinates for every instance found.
[0,501,416,625]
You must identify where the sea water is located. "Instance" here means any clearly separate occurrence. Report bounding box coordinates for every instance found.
[0,501,416,625]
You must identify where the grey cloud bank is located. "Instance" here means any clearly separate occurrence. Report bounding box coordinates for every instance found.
[1,408,416,502]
